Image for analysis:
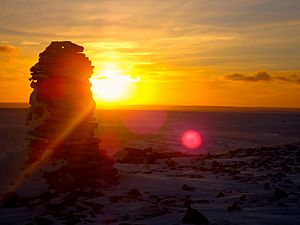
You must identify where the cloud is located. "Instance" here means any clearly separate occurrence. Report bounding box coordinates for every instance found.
[0,44,17,54]
[226,71,272,81]
[0,0,299,73]
[275,76,292,82]
[226,71,300,84]
[20,41,40,46]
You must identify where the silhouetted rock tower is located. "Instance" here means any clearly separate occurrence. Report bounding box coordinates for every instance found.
[26,41,118,192]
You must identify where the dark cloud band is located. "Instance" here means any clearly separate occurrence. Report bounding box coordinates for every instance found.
[0,45,17,53]
[226,71,300,84]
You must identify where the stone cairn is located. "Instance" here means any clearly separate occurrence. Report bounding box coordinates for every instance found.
[25,41,118,192]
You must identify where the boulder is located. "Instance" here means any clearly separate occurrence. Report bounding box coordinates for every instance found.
[227,202,241,211]
[0,192,19,208]
[216,192,225,198]
[182,207,209,225]
[182,184,196,192]
[274,187,288,199]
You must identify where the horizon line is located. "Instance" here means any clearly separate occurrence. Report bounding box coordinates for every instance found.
[0,102,300,111]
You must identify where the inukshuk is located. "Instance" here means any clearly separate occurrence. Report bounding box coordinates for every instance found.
[26,41,118,192]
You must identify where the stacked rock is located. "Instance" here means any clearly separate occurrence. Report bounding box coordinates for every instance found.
[26,41,118,192]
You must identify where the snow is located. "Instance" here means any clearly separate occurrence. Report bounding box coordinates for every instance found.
[0,108,300,224]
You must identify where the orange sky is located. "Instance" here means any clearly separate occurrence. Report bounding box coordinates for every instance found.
[0,0,300,108]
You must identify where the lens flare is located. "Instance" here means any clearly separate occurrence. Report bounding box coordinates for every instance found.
[181,130,202,149]
[121,110,167,134]
[100,131,122,156]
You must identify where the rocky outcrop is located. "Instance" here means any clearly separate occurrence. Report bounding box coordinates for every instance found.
[182,207,209,225]
[114,147,187,164]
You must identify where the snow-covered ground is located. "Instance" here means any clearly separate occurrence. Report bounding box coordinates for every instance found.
[1,144,300,225]
[0,108,300,224]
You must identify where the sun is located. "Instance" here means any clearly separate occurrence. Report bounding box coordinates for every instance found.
[90,63,139,102]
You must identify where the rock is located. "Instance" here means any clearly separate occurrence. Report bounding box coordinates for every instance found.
[184,196,192,208]
[182,184,196,192]
[115,148,187,164]
[216,192,225,198]
[227,202,241,211]
[109,196,124,203]
[0,192,19,208]
[82,200,103,213]
[240,194,246,201]
[115,147,160,164]
[165,158,177,169]
[126,189,143,197]
[104,219,118,224]
[274,187,288,199]
[182,207,209,225]
[119,223,146,225]
[277,202,288,207]
[34,217,54,225]
[195,199,210,204]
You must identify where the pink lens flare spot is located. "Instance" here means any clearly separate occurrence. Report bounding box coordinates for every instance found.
[181,130,202,149]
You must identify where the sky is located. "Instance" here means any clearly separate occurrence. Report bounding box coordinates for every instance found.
[0,0,300,108]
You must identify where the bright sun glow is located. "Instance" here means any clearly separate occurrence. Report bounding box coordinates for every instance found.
[90,63,139,102]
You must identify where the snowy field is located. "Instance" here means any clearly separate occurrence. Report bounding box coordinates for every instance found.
[0,108,300,225]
